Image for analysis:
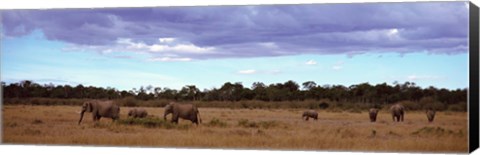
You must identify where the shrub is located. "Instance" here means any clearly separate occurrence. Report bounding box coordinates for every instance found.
[120,97,138,107]
[238,119,258,128]
[257,120,280,129]
[318,102,329,109]
[237,119,280,129]
[240,102,250,109]
[420,97,446,111]
[206,118,228,127]
[307,101,319,109]
[348,108,362,113]
[410,126,462,137]
[116,117,187,129]
[398,100,420,111]
[287,102,301,109]
[31,98,41,105]
[32,119,44,124]
[448,102,467,112]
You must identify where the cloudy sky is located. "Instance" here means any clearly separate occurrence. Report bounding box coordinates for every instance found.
[1,2,469,91]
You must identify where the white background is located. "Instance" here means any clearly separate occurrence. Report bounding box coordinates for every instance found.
[0,0,479,155]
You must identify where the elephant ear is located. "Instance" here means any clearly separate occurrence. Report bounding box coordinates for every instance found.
[86,102,93,112]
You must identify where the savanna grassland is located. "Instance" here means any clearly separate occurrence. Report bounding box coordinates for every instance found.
[2,105,468,153]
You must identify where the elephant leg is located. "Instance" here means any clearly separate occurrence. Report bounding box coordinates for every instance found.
[172,116,179,124]
[306,117,309,121]
[93,114,100,122]
[401,114,404,122]
[191,115,199,125]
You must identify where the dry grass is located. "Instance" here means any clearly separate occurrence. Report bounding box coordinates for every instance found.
[2,105,468,153]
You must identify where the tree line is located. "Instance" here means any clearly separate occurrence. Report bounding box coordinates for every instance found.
[2,80,467,107]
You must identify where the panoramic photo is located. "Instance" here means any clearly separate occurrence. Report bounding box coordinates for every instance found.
[1,1,470,153]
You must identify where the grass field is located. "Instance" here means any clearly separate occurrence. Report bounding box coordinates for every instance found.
[1,105,468,153]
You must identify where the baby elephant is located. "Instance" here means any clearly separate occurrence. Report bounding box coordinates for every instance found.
[426,109,436,123]
[369,108,379,122]
[128,108,148,118]
[302,110,318,121]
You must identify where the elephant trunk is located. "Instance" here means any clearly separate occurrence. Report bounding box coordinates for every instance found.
[163,112,168,121]
[197,111,202,124]
[78,110,86,125]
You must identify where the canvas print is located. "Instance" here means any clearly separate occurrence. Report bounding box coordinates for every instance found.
[0,1,471,153]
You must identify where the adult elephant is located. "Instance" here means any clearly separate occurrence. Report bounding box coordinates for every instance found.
[78,100,120,125]
[302,110,318,121]
[163,102,202,125]
[128,108,148,118]
[426,109,436,123]
[390,104,405,122]
[369,108,379,122]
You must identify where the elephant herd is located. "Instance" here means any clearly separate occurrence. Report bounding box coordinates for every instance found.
[367,104,437,123]
[303,104,437,123]
[78,101,201,125]
[77,100,437,126]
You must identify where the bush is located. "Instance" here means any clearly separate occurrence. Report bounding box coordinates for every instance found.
[398,100,420,110]
[287,102,301,109]
[237,119,280,129]
[119,97,138,107]
[257,120,280,129]
[240,102,250,109]
[348,108,362,113]
[206,118,228,127]
[420,97,446,111]
[238,119,258,128]
[116,117,188,129]
[319,102,329,109]
[32,119,44,124]
[448,102,467,112]
[31,98,41,105]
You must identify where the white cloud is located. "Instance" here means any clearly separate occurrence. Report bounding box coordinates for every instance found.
[305,60,317,65]
[117,38,215,54]
[117,38,148,49]
[407,75,442,81]
[64,38,215,62]
[388,28,398,36]
[258,42,278,48]
[238,69,256,74]
[159,37,175,43]
[386,28,401,40]
[148,57,192,62]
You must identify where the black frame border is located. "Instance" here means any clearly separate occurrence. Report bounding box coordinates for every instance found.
[469,1,479,153]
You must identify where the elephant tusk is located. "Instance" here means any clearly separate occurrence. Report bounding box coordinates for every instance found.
[76,111,82,114]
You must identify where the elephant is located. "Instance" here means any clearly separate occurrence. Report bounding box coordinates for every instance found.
[78,100,120,125]
[163,102,202,125]
[128,108,148,118]
[369,108,379,122]
[302,110,318,121]
[390,104,405,122]
[426,109,436,123]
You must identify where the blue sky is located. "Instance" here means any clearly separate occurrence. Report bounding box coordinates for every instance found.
[1,2,469,91]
